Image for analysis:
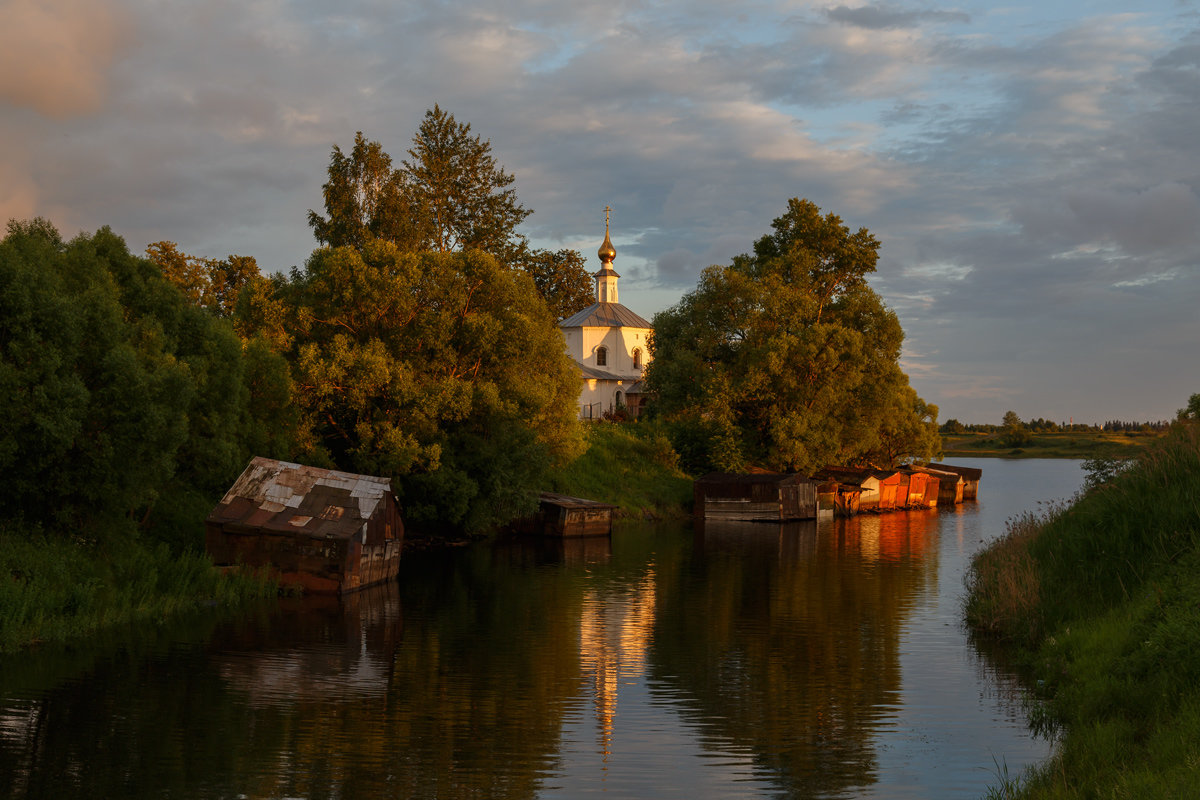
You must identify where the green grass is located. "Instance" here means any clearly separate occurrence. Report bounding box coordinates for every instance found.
[965,422,1200,797]
[942,431,1164,459]
[0,522,277,652]
[548,421,694,519]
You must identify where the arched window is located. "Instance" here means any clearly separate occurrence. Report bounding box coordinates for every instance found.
[632,348,642,369]
[596,346,608,367]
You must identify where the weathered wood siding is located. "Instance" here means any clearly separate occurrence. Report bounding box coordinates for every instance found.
[694,473,818,521]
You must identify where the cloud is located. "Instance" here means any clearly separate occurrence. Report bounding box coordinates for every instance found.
[0,0,131,118]
[824,4,970,30]
[4,0,1198,422]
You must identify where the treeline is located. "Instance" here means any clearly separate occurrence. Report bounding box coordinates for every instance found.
[942,417,1171,434]
[4,107,944,554]
[0,107,594,554]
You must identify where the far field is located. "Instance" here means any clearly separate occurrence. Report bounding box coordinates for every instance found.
[940,430,1166,459]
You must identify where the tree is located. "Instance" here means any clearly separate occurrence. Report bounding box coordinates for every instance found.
[644,198,939,474]
[307,132,424,251]
[403,105,531,259]
[516,248,594,320]
[1177,393,1200,422]
[237,241,585,533]
[146,241,259,317]
[1,220,294,541]
[1001,410,1031,448]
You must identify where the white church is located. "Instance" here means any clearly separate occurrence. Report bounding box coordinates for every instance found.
[559,213,653,419]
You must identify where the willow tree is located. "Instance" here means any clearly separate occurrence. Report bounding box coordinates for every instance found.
[645,198,940,474]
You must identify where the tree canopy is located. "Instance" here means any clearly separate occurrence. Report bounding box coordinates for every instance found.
[237,241,585,533]
[306,108,592,315]
[0,219,294,542]
[308,106,531,261]
[517,248,594,321]
[644,198,940,474]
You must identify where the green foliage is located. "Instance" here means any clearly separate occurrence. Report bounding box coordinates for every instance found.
[404,104,532,260]
[238,241,585,533]
[0,521,275,652]
[1001,410,1033,448]
[515,247,594,320]
[145,240,259,317]
[307,131,424,251]
[1177,392,1200,421]
[0,219,295,541]
[967,419,1200,798]
[644,198,939,474]
[309,107,532,264]
[548,422,693,518]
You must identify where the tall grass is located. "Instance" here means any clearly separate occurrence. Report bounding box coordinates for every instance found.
[966,423,1200,647]
[966,422,1200,798]
[0,522,276,652]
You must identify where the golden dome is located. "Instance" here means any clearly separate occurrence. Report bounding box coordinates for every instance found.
[598,206,616,263]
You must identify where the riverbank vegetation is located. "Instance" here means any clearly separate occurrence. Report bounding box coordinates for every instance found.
[0,524,276,652]
[941,430,1164,459]
[965,415,1200,797]
[548,422,693,520]
[942,410,1170,459]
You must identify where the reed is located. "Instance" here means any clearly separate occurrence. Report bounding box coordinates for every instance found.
[0,522,276,652]
[967,422,1200,798]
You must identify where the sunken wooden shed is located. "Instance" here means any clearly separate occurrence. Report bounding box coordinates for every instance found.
[694,473,818,522]
[206,457,403,594]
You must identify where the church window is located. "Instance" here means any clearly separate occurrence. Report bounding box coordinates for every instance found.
[596,346,608,367]
[632,348,642,369]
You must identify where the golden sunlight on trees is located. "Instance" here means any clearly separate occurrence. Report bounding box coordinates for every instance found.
[236,241,584,533]
[645,198,940,474]
[307,107,591,322]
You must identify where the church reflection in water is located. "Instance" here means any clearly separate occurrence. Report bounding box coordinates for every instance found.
[577,570,658,761]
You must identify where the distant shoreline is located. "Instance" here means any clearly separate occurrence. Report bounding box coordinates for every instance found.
[940,430,1163,460]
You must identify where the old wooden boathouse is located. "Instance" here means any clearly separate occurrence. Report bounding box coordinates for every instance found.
[513,492,617,537]
[206,457,404,594]
[694,473,819,522]
[929,462,982,500]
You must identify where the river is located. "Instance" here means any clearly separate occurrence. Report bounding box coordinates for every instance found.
[0,458,1085,799]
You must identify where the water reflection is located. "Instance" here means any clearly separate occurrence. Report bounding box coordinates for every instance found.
[0,461,1076,798]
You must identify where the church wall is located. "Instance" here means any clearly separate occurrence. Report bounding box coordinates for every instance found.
[577,326,652,376]
[578,377,640,419]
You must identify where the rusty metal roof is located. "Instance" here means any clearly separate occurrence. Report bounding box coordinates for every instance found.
[207,457,393,541]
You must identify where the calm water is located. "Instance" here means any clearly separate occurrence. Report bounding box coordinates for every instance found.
[0,459,1085,799]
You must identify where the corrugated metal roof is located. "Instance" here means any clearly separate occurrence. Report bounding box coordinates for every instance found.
[207,457,392,541]
[559,301,653,329]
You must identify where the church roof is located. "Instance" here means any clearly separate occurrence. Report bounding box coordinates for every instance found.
[577,364,628,381]
[560,301,653,330]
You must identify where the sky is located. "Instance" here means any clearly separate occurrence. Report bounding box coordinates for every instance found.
[2,0,1198,425]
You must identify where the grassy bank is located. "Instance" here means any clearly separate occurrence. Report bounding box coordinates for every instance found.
[965,423,1200,797]
[0,523,277,653]
[548,421,694,520]
[942,430,1164,459]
